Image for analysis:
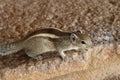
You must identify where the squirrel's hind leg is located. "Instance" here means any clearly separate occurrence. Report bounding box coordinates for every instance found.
[25,49,43,60]
[33,55,43,60]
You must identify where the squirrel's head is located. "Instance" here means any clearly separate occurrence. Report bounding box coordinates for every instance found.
[70,30,93,49]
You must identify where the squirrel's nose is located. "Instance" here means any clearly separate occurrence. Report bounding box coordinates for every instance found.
[85,48,88,51]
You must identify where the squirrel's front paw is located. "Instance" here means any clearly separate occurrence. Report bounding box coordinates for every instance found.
[60,56,68,62]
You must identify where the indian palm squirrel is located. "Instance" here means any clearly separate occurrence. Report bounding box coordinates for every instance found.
[0,28,93,60]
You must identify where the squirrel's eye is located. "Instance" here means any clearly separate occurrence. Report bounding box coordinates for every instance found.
[81,41,86,44]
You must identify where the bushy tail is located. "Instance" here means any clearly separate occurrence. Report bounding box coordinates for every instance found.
[0,41,23,56]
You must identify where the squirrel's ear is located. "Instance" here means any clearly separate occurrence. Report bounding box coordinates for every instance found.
[76,27,85,33]
[70,33,78,42]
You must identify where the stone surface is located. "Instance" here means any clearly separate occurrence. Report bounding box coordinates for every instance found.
[0,0,120,80]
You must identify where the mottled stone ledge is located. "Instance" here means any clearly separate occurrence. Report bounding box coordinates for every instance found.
[0,0,120,80]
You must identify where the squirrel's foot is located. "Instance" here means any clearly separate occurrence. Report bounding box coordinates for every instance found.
[61,56,68,62]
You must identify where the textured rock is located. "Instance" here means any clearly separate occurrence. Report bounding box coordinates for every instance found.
[0,0,120,80]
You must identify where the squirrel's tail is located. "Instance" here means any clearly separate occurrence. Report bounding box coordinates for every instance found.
[0,41,24,56]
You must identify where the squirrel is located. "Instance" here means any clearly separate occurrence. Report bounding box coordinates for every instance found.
[0,28,93,60]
